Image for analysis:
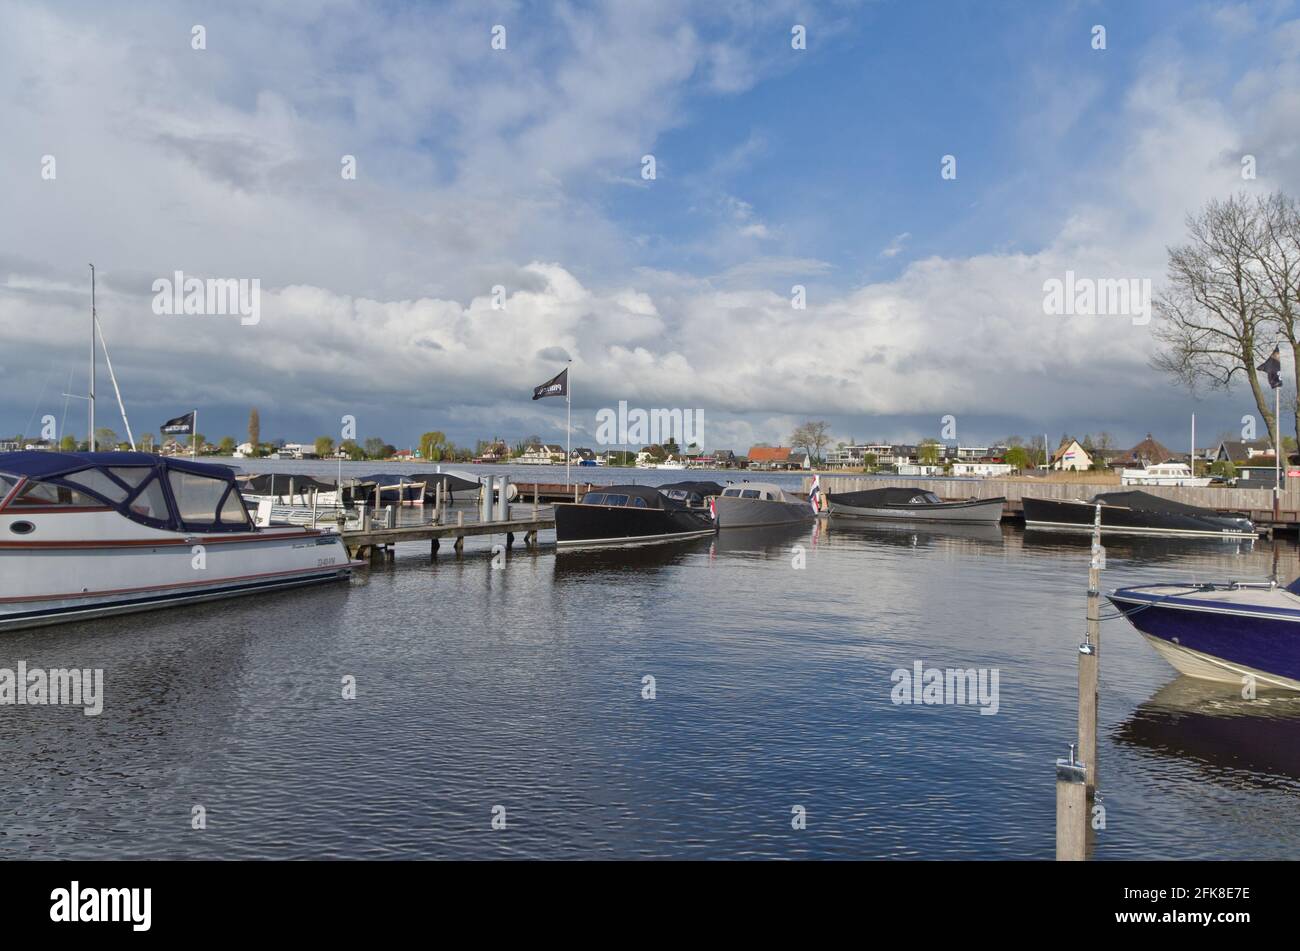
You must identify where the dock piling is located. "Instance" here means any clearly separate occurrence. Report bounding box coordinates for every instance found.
[1055,746,1088,861]
[1079,503,1103,796]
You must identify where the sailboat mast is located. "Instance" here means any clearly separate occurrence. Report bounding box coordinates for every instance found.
[89,264,96,452]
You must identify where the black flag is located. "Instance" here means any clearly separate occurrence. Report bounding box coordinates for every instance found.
[532,368,568,400]
[1257,347,1283,390]
[161,411,195,435]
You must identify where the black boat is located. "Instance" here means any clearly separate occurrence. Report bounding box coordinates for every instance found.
[554,484,716,548]
[827,486,1004,523]
[656,480,724,506]
[1021,490,1256,538]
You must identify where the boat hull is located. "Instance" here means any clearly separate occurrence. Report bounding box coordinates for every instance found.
[0,531,354,633]
[554,502,714,548]
[1108,586,1300,690]
[1022,497,1255,538]
[712,496,813,529]
[828,495,1004,523]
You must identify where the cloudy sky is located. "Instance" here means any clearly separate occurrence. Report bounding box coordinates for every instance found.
[2,0,1299,453]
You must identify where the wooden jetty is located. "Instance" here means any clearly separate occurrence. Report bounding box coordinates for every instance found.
[807,474,1300,532]
[512,481,597,504]
[340,508,554,562]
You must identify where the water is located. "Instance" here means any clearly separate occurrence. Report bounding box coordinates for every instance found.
[3,462,1299,858]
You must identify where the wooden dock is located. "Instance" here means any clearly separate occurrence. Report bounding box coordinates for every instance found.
[341,511,555,562]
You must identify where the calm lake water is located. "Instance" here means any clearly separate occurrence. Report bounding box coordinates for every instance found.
[3,462,1299,859]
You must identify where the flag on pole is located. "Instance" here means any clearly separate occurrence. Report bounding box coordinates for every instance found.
[708,496,717,521]
[532,369,568,400]
[1258,347,1283,389]
[160,411,195,435]
[808,473,821,514]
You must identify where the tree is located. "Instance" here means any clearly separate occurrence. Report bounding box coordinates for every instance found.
[218,436,236,455]
[1004,446,1030,470]
[364,437,388,459]
[419,431,447,461]
[314,436,335,457]
[340,439,365,461]
[248,409,260,449]
[862,452,877,471]
[790,421,831,465]
[94,427,118,448]
[918,439,941,465]
[1151,192,1285,447]
[59,434,77,452]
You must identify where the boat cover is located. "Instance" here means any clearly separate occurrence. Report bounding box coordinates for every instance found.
[580,484,688,509]
[1092,490,1219,516]
[658,481,725,497]
[831,487,944,506]
[0,450,249,533]
[236,473,339,495]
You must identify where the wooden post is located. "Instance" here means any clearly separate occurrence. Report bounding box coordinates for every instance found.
[533,484,539,520]
[506,531,515,549]
[1079,503,1102,796]
[454,535,464,554]
[431,538,440,556]
[525,530,536,550]
[457,510,464,528]
[1056,747,1087,861]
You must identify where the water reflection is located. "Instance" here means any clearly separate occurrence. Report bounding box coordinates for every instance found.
[1115,677,1300,789]
[824,517,1005,550]
[1021,530,1256,564]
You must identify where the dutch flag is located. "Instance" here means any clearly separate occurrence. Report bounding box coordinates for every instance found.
[808,474,821,514]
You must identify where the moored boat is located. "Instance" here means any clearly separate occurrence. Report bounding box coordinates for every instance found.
[711,481,814,529]
[827,486,1004,523]
[1120,462,1211,487]
[554,484,715,548]
[1108,579,1300,691]
[1022,490,1255,538]
[0,451,356,632]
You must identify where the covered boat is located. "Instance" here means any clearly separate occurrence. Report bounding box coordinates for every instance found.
[711,481,814,529]
[657,480,723,507]
[554,484,715,548]
[1109,578,1300,691]
[827,486,1004,523]
[1022,490,1255,538]
[0,451,355,632]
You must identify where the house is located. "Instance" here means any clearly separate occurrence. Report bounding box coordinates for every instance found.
[1213,439,1276,466]
[747,446,802,470]
[519,443,564,464]
[570,447,597,463]
[477,442,509,462]
[896,463,944,476]
[952,462,1015,478]
[0,440,20,453]
[711,449,737,468]
[1117,434,1173,469]
[1050,439,1093,471]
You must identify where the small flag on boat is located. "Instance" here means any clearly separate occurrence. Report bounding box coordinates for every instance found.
[708,496,717,521]
[532,369,568,400]
[808,474,821,514]
[1258,347,1283,390]
[160,411,195,435]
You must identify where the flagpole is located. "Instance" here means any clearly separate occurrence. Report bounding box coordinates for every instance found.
[566,361,572,488]
[89,264,96,452]
[193,409,198,460]
[1275,384,1281,523]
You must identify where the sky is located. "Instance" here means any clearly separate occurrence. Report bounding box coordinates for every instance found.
[3,0,1300,454]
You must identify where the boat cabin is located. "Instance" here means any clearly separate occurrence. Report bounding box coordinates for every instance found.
[658,481,723,507]
[0,451,253,533]
[718,483,786,502]
[579,485,669,508]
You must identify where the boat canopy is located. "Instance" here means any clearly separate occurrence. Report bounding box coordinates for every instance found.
[658,481,724,504]
[236,472,339,495]
[831,487,944,506]
[580,484,682,509]
[1092,490,1219,516]
[0,450,252,533]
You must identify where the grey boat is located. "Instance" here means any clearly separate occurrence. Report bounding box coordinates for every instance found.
[711,482,815,529]
[826,487,1005,523]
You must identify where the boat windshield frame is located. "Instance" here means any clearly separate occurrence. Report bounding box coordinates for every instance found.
[0,452,254,533]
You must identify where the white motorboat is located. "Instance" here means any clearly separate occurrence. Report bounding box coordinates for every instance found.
[711,481,815,529]
[0,451,357,632]
[1120,463,1211,487]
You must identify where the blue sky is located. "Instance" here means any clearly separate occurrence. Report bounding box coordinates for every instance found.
[1,0,1298,454]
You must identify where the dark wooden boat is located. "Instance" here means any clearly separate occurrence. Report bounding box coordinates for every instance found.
[554,484,715,548]
[1023,490,1255,538]
[827,486,1004,523]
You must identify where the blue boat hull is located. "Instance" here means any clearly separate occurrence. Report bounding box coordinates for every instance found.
[1108,586,1300,689]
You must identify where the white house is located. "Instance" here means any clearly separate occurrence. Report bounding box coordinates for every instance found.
[952,462,1015,478]
[1051,439,1092,471]
[519,443,565,464]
